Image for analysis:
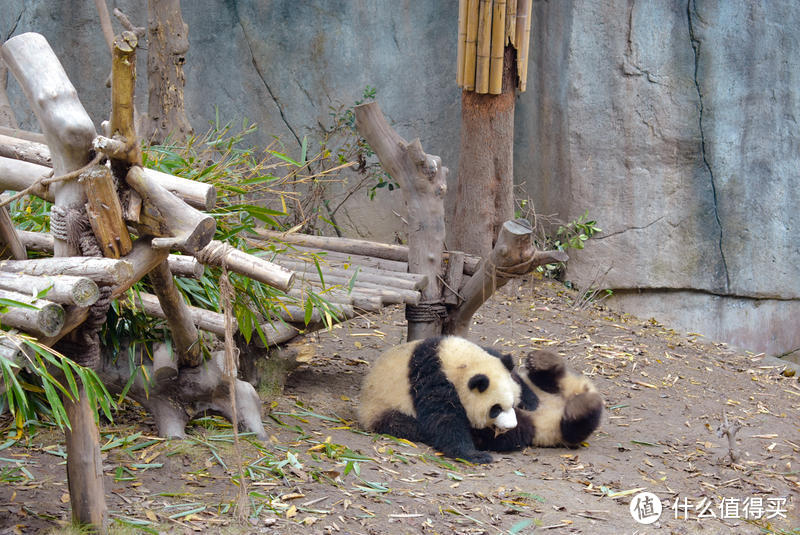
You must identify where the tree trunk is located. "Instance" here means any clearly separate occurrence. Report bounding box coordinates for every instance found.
[0,59,16,128]
[451,45,517,258]
[146,0,192,144]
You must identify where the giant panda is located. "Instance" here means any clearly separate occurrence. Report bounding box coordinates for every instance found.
[358,336,521,464]
[471,349,603,451]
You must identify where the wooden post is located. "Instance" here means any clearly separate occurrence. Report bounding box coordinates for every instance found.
[1,32,107,531]
[355,102,448,340]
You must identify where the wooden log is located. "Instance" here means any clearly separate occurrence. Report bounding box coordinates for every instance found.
[82,164,132,258]
[255,229,410,263]
[123,291,303,344]
[275,257,425,292]
[196,240,294,291]
[0,272,98,307]
[0,198,26,260]
[0,156,52,201]
[355,101,447,340]
[148,261,201,367]
[16,230,53,252]
[0,256,134,285]
[0,133,51,166]
[286,288,383,312]
[0,136,216,210]
[286,245,410,273]
[444,219,568,335]
[0,60,16,129]
[125,165,215,253]
[291,269,422,305]
[0,288,64,338]
[0,127,45,143]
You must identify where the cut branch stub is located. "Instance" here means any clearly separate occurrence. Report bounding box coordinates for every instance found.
[125,165,215,253]
[354,101,447,340]
[110,31,141,166]
[443,218,568,336]
[82,164,132,258]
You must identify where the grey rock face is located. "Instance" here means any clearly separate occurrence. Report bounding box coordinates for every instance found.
[3,1,800,357]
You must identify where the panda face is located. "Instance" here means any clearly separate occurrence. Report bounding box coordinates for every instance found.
[466,371,519,431]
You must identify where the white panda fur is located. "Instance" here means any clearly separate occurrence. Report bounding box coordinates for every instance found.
[472,349,603,450]
[358,336,521,464]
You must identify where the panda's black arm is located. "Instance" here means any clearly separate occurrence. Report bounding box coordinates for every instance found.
[471,409,535,452]
[409,338,492,464]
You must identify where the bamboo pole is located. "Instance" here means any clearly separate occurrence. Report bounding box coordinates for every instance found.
[463,0,480,91]
[489,0,507,95]
[475,0,493,94]
[457,0,468,87]
[506,0,517,46]
[516,0,532,92]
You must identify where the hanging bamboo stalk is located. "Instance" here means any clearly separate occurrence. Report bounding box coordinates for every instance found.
[515,0,532,92]
[506,0,517,46]
[489,0,507,94]
[463,0,480,90]
[475,0,493,94]
[456,0,468,87]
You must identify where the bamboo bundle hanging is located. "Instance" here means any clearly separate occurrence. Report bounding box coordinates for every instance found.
[475,0,493,94]
[488,0,507,94]
[463,0,480,91]
[515,0,532,92]
[456,0,468,87]
[457,0,532,94]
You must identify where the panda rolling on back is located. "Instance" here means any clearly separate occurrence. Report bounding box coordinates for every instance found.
[358,336,521,464]
[472,349,604,451]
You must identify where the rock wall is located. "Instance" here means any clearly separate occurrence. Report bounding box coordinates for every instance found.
[3,1,799,358]
[517,1,800,359]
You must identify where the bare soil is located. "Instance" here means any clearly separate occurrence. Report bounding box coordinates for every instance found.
[0,278,798,534]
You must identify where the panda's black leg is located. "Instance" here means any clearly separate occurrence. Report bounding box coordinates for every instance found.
[524,350,566,394]
[471,409,534,452]
[560,392,604,445]
[371,410,423,442]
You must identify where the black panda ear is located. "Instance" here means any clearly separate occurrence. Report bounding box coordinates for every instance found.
[468,374,490,392]
[498,353,514,372]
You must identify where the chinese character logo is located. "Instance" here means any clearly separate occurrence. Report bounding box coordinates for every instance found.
[630,492,663,525]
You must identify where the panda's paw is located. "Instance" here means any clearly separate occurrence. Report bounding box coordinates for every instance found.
[462,450,494,464]
[524,350,566,393]
[560,391,604,445]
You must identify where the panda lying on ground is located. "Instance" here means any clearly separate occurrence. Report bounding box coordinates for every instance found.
[358,336,602,463]
[358,336,520,464]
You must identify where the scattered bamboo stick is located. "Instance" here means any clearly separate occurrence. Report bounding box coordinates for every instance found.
[489,0,507,94]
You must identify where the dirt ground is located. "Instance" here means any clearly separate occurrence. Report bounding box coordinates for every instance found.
[0,278,798,534]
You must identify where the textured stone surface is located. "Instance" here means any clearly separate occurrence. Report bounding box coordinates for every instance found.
[517,1,800,356]
[3,1,800,357]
